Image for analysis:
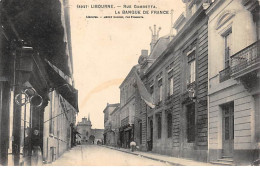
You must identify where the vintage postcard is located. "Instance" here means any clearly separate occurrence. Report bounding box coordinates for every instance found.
[0,0,259,166]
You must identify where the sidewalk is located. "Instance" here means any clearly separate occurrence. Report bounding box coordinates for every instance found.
[101,145,217,166]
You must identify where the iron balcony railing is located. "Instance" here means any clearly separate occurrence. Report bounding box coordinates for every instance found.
[219,66,231,83]
[231,41,259,75]
[219,41,259,82]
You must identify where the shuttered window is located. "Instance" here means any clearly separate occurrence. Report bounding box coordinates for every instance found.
[157,114,162,139]
[187,103,195,142]
[167,113,172,138]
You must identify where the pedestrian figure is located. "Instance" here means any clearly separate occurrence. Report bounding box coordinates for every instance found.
[130,141,136,152]
[117,140,120,149]
[31,129,43,166]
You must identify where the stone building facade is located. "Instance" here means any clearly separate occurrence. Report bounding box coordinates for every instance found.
[110,104,121,146]
[103,103,120,146]
[76,117,104,145]
[76,117,92,144]
[119,66,142,148]
[206,0,259,165]
[105,0,259,165]
[0,0,79,166]
[135,0,210,162]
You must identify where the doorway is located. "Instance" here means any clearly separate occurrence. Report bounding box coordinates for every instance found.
[222,102,234,157]
[148,119,153,151]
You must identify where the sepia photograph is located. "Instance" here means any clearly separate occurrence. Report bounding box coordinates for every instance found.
[0,0,259,166]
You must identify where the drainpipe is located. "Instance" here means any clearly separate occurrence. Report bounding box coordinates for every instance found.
[207,66,210,163]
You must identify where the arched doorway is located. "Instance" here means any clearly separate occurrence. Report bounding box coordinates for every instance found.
[89,135,95,144]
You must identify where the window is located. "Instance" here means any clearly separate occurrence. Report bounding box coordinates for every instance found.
[158,79,163,102]
[125,86,128,100]
[159,85,163,102]
[167,113,172,138]
[121,89,125,105]
[189,60,196,83]
[167,63,174,97]
[167,64,174,96]
[187,50,196,84]
[157,114,162,139]
[168,77,174,96]
[191,4,197,15]
[49,92,55,134]
[224,31,232,68]
[254,95,260,142]
[187,103,195,142]
[150,84,154,100]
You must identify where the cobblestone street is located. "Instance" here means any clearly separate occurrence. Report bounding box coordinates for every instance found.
[48,145,169,166]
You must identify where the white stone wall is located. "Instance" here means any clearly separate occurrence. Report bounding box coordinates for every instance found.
[120,98,135,125]
[207,0,258,154]
[209,81,255,150]
[208,0,257,79]
[43,91,73,163]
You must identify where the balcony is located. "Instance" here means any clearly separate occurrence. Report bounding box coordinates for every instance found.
[219,66,231,83]
[231,41,259,79]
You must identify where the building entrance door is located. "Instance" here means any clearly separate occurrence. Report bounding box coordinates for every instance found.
[222,102,234,157]
[148,120,153,151]
[125,131,130,148]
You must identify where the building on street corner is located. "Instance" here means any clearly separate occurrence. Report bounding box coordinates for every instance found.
[206,0,259,165]
[119,65,145,149]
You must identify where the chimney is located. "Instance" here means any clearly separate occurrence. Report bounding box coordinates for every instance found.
[170,9,174,41]
[138,49,149,76]
[149,25,161,52]
[138,49,148,66]
[141,50,148,57]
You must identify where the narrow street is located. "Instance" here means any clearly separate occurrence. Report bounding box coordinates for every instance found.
[48,145,169,166]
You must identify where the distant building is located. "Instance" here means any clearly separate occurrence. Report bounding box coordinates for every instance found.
[76,116,92,144]
[76,117,104,145]
[110,105,120,146]
[119,66,141,149]
[91,129,104,144]
[103,103,120,146]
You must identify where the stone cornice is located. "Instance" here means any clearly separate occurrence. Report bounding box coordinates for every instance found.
[145,5,206,77]
[119,65,139,89]
[205,0,226,16]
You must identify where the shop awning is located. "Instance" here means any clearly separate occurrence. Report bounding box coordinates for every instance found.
[124,126,133,131]
[45,59,79,112]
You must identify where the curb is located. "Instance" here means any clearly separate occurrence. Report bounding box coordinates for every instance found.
[100,145,182,166]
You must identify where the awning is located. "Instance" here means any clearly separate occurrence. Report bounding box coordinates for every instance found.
[45,60,79,112]
[124,126,133,131]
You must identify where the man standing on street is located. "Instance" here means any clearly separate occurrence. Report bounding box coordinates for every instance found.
[130,141,136,152]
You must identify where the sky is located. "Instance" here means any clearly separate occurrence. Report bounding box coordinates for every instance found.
[69,0,185,129]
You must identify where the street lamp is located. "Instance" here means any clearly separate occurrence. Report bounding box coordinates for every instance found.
[188,87,196,102]
[15,87,43,107]
[187,87,207,105]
